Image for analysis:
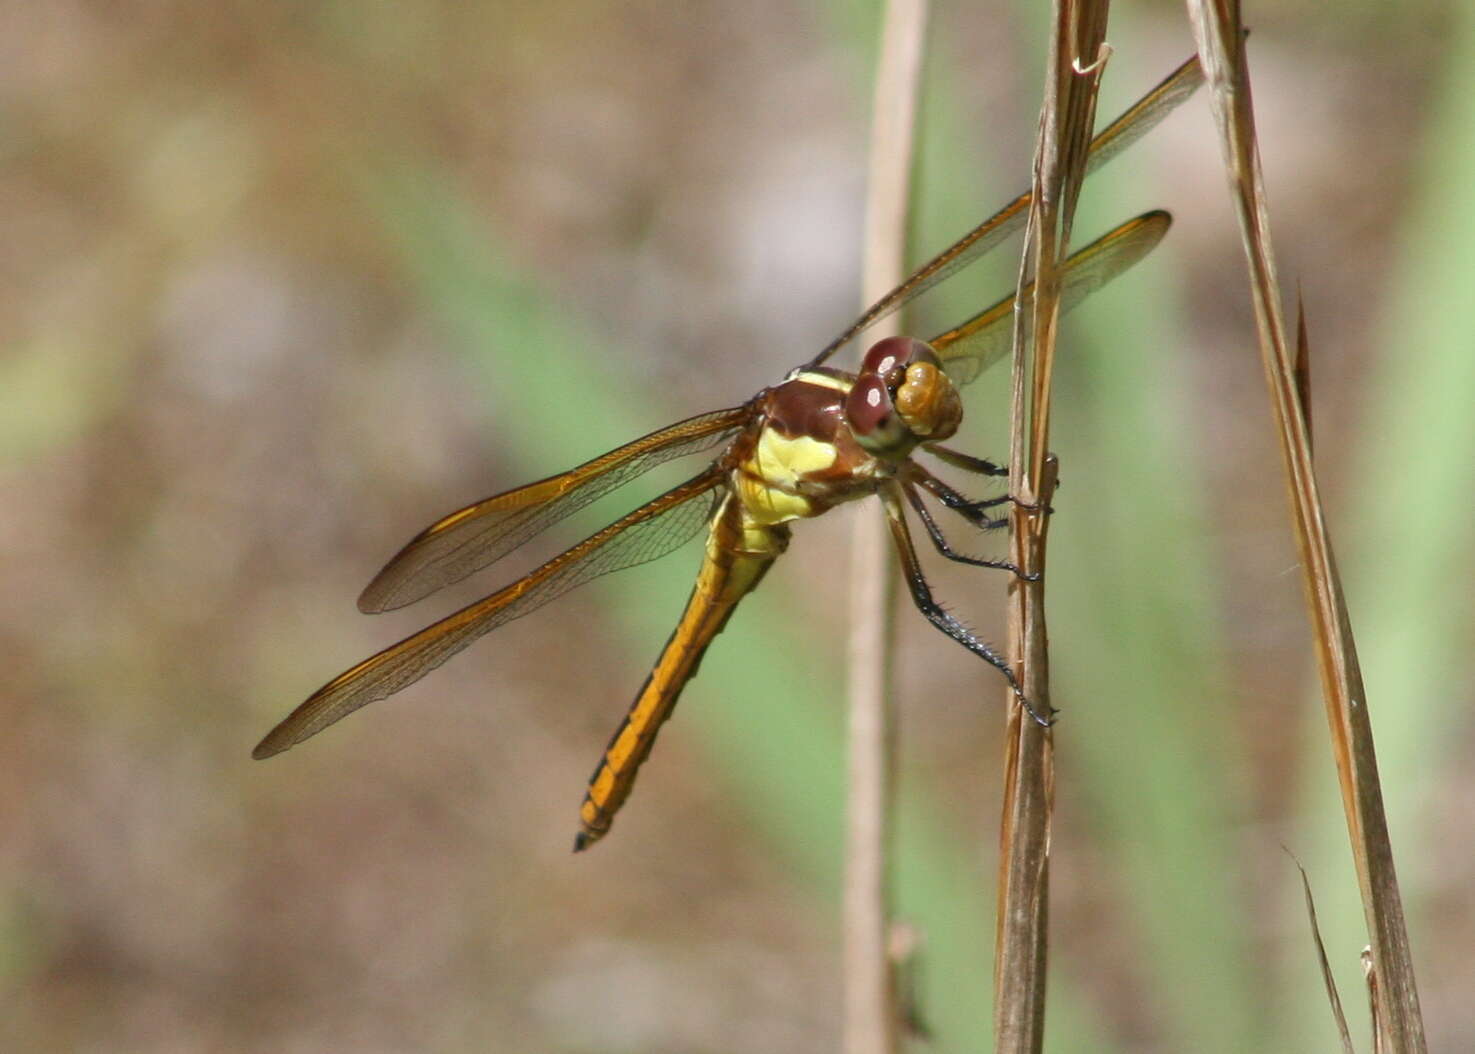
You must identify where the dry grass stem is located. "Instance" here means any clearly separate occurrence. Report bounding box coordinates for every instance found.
[993,3,1109,1050]
[1294,292,1314,452]
[844,1,928,1051]
[1363,949,1385,1054]
[1183,2,1427,1049]
[1293,856,1357,1054]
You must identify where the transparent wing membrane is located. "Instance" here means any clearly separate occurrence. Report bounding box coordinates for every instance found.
[254,471,725,758]
[358,406,748,612]
[928,210,1172,386]
[805,54,1201,369]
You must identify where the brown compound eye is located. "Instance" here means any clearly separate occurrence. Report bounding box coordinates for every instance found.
[858,335,930,381]
[845,373,896,439]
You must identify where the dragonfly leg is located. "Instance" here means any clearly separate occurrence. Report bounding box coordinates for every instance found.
[923,445,1056,513]
[925,443,1010,477]
[901,482,1038,582]
[879,484,1054,727]
[912,459,1054,524]
[907,464,1011,530]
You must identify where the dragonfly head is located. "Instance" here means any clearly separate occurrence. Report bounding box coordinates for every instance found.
[845,336,961,458]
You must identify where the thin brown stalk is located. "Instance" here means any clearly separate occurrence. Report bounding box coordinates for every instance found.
[1363,949,1385,1054]
[1182,2,1427,1049]
[994,3,1109,1051]
[1292,855,1357,1054]
[1294,291,1313,453]
[845,1,928,1051]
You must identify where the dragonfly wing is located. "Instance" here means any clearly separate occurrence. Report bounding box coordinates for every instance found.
[254,469,727,759]
[804,54,1201,369]
[358,405,749,612]
[928,210,1172,387]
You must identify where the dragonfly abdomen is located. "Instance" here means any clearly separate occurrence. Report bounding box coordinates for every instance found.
[574,494,786,850]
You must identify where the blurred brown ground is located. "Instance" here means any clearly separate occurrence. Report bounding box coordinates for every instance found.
[0,2,1468,1051]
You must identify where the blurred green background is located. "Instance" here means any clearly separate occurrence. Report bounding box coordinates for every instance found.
[2,1,1470,1050]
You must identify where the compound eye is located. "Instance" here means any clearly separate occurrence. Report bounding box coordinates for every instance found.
[860,335,934,380]
[903,341,941,370]
[845,374,893,436]
[845,373,910,453]
[858,337,904,380]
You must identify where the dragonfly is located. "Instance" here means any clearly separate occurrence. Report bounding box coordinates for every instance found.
[254,57,1203,850]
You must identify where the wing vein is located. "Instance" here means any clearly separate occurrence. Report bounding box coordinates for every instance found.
[253,469,727,758]
[359,405,748,612]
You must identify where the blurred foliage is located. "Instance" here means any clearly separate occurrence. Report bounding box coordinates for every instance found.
[0,1,1470,1051]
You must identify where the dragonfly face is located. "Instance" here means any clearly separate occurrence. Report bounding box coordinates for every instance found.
[254,56,1204,850]
[846,336,962,457]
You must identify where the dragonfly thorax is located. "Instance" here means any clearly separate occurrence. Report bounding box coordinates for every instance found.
[845,336,961,459]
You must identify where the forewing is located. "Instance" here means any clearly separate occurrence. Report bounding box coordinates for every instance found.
[254,469,726,759]
[928,210,1172,386]
[803,54,1201,369]
[358,406,748,612]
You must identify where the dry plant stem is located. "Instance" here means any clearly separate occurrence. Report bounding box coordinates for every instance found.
[1182,3,1426,1050]
[1294,292,1313,452]
[1293,857,1357,1054]
[844,1,928,1051]
[1020,12,1111,485]
[994,3,1108,1051]
[1363,950,1384,1054]
[994,457,1058,1050]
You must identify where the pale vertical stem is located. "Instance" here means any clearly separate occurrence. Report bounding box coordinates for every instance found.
[844,2,928,1053]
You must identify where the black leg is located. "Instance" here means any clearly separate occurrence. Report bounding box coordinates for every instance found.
[907,463,1011,530]
[878,484,1054,727]
[925,444,1010,477]
[925,443,1062,498]
[913,456,1052,518]
[902,482,1038,581]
